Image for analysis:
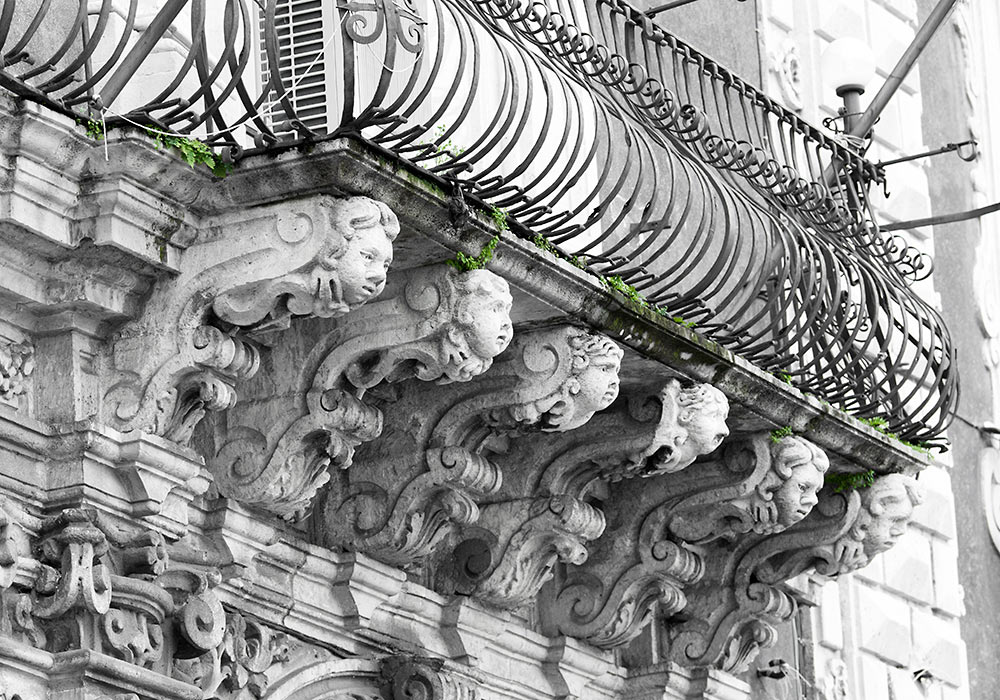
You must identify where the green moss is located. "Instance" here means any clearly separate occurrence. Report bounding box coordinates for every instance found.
[769,426,794,443]
[825,470,876,492]
[446,234,500,273]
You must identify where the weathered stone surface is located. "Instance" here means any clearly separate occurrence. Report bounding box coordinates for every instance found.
[0,341,33,404]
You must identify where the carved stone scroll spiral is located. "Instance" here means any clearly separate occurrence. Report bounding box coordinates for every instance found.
[316,324,617,567]
[211,265,513,522]
[103,195,399,444]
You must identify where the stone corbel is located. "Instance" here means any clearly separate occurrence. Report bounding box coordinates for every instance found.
[102,194,400,445]
[538,433,825,649]
[318,325,620,569]
[442,380,729,610]
[210,265,514,522]
[666,472,922,673]
[380,654,480,700]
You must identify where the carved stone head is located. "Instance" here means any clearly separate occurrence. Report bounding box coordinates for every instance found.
[213,196,400,326]
[644,381,730,476]
[442,270,514,382]
[856,473,924,558]
[543,331,623,431]
[763,437,830,529]
[333,198,398,308]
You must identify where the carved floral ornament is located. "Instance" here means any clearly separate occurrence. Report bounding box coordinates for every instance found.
[0,341,33,403]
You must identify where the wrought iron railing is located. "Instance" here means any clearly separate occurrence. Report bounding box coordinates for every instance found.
[0,0,957,441]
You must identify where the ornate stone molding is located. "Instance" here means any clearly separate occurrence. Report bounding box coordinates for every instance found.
[538,433,826,649]
[211,265,513,521]
[667,473,922,672]
[0,341,33,404]
[439,381,728,610]
[102,195,399,445]
[316,325,616,566]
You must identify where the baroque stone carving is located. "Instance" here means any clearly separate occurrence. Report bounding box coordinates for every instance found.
[538,433,825,649]
[0,341,33,403]
[173,611,290,700]
[441,380,727,610]
[102,195,399,444]
[210,265,513,521]
[666,434,830,543]
[318,325,618,568]
[667,473,922,673]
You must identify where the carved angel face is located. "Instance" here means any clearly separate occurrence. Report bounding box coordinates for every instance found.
[861,476,921,556]
[337,223,394,306]
[461,289,514,358]
[772,460,825,527]
[570,350,622,419]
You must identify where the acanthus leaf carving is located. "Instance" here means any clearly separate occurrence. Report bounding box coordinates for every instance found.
[103,195,399,445]
[210,265,513,522]
[319,325,619,568]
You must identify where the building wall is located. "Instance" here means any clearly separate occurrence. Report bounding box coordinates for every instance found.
[755,1,972,698]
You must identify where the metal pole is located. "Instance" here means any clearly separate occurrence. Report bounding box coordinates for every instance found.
[645,0,701,17]
[848,0,959,139]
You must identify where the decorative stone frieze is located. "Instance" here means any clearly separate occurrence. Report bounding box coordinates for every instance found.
[102,195,399,445]
[0,341,33,404]
[538,433,825,649]
[316,325,615,566]
[441,381,728,610]
[666,473,923,673]
[210,265,513,521]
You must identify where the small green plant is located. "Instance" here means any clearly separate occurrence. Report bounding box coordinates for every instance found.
[418,124,465,165]
[769,426,794,443]
[79,118,104,141]
[446,234,500,273]
[145,128,232,177]
[490,205,509,233]
[777,372,794,386]
[854,415,934,458]
[603,275,646,305]
[672,315,696,329]
[825,470,876,493]
[533,232,559,255]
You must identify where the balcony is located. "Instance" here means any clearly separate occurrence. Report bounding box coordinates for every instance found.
[0,0,955,697]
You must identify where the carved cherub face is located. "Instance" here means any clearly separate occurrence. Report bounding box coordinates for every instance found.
[336,222,394,307]
[861,475,921,556]
[669,385,730,469]
[772,459,825,527]
[461,287,514,358]
[574,352,621,414]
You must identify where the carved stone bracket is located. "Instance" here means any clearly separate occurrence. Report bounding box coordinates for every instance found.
[209,265,513,522]
[538,433,826,649]
[380,654,479,700]
[440,380,728,610]
[666,473,923,672]
[102,195,400,445]
[318,325,619,568]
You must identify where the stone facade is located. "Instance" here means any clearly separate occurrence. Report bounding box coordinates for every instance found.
[0,2,967,699]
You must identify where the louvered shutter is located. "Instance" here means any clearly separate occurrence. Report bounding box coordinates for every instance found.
[259,0,340,135]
